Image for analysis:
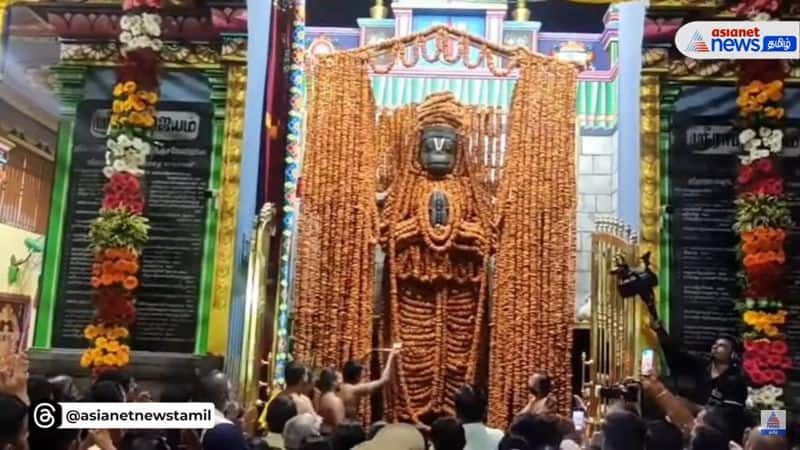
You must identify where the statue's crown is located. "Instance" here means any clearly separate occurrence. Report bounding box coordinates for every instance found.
[416,92,465,130]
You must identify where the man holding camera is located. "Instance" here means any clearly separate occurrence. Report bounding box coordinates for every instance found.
[649,320,748,412]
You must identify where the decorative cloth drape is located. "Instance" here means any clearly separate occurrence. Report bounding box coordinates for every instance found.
[292,27,578,427]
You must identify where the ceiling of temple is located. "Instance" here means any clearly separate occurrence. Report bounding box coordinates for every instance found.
[2,6,60,126]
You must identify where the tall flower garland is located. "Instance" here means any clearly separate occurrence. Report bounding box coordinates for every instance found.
[733,0,792,411]
[80,1,163,374]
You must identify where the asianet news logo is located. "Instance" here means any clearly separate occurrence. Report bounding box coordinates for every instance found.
[676,21,800,59]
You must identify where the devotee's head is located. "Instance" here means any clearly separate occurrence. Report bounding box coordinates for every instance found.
[267,395,298,434]
[332,423,366,450]
[367,421,386,440]
[118,431,170,450]
[316,368,340,394]
[701,405,749,444]
[710,335,737,364]
[498,434,530,450]
[283,413,322,450]
[430,417,465,450]
[48,375,80,402]
[510,414,562,450]
[96,369,133,398]
[454,385,487,424]
[26,376,53,403]
[285,362,312,393]
[0,394,28,450]
[690,425,728,450]
[645,420,683,450]
[527,373,551,398]
[195,370,230,411]
[88,380,126,402]
[353,423,426,450]
[745,427,788,450]
[601,411,646,450]
[342,361,364,384]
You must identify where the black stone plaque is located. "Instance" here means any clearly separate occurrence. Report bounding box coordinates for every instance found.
[52,100,213,353]
[668,87,800,392]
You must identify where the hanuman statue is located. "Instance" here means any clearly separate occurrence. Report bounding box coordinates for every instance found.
[381,93,493,422]
[291,45,577,427]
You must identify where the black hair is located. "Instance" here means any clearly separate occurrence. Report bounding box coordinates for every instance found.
[510,414,562,449]
[499,434,531,450]
[342,361,363,384]
[96,369,132,393]
[48,375,80,403]
[300,436,334,450]
[88,380,125,402]
[266,395,298,434]
[602,411,646,450]
[316,368,338,394]
[119,431,170,450]
[0,394,27,445]
[702,405,749,444]
[691,425,728,450]
[27,375,54,403]
[159,384,194,450]
[535,375,552,396]
[332,423,366,450]
[247,436,270,450]
[645,420,683,450]
[286,362,311,387]
[430,417,466,450]
[454,385,488,423]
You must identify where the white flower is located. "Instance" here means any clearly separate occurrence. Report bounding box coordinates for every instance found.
[142,14,162,37]
[103,166,115,178]
[132,137,145,150]
[151,39,163,51]
[771,129,783,142]
[125,15,143,31]
[105,152,114,166]
[117,134,132,147]
[750,149,770,160]
[739,129,757,144]
[119,31,133,44]
[744,138,762,152]
[753,12,771,21]
[120,15,134,29]
[759,127,772,138]
[112,159,127,172]
[739,155,752,165]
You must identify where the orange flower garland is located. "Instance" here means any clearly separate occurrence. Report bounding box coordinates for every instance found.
[294,28,578,429]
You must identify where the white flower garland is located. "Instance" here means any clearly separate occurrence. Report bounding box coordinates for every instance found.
[738,127,783,165]
[747,385,784,409]
[103,134,151,178]
[119,13,163,54]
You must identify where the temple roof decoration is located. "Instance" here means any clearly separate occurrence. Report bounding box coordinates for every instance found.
[307,1,619,132]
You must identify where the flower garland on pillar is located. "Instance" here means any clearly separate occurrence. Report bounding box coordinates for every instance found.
[733,0,792,411]
[80,2,163,374]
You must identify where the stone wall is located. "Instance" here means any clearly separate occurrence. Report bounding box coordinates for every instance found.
[575,132,618,315]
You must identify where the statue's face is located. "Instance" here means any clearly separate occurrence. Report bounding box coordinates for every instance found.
[419,126,457,177]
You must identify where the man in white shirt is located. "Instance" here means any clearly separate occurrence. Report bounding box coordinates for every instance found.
[455,386,503,450]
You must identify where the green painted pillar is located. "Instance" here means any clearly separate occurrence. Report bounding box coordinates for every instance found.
[192,68,227,355]
[33,65,88,348]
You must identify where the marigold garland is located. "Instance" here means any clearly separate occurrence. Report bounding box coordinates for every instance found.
[294,28,577,428]
[81,0,163,375]
[733,0,793,414]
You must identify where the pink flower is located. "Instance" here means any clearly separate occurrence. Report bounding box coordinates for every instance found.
[122,0,163,11]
